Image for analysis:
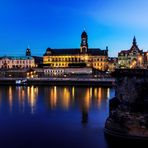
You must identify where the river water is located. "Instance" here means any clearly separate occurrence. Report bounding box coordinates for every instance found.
[0,86,115,148]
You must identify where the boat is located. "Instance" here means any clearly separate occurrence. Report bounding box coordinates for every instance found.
[16,79,27,85]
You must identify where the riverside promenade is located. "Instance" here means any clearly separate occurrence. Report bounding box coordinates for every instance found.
[0,77,115,87]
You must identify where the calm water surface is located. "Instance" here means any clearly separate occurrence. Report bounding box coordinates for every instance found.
[0,86,115,148]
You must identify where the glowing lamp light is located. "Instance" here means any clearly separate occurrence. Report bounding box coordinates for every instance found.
[138,57,142,61]
[85,56,88,61]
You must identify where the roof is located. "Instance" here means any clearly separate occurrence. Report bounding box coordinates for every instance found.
[0,56,34,60]
[118,37,143,56]
[48,48,80,55]
[88,48,108,55]
[130,45,142,52]
[44,48,108,56]
[118,50,130,55]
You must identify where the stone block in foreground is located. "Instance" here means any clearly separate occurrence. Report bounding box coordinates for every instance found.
[105,69,148,139]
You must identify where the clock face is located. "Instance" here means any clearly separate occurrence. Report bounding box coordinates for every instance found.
[83,40,86,45]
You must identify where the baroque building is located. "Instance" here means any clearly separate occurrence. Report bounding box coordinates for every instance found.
[143,52,148,69]
[0,56,35,69]
[108,57,118,72]
[0,48,35,69]
[118,37,145,69]
[43,31,108,71]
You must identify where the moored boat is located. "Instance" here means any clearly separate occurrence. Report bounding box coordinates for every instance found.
[16,79,27,85]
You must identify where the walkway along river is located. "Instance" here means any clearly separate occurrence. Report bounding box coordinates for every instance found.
[0,77,115,86]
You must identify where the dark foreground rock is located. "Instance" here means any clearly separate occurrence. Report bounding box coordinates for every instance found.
[105,69,148,139]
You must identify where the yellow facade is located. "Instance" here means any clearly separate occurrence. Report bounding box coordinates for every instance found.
[43,55,108,71]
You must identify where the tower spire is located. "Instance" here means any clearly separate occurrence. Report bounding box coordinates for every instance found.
[133,36,137,46]
[80,30,88,53]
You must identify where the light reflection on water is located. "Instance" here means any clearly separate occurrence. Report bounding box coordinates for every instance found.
[0,86,115,114]
[43,86,113,111]
[0,86,115,148]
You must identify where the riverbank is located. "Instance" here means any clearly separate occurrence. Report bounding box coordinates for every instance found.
[0,77,115,87]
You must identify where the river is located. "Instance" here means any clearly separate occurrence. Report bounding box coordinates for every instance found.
[0,86,115,148]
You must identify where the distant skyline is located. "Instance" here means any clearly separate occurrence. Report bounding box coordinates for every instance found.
[0,0,148,57]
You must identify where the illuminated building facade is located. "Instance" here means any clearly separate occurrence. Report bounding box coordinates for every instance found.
[108,57,118,72]
[143,52,148,69]
[0,56,35,69]
[43,31,108,71]
[44,67,92,76]
[118,37,145,69]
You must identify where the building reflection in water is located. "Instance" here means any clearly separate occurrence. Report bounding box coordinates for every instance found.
[49,86,57,109]
[27,86,38,114]
[72,86,75,101]
[45,86,72,110]
[44,86,110,125]
[0,86,110,117]
[81,88,92,125]
[18,86,25,112]
[8,86,13,111]
[9,86,38,113]
[62,87,71,110]
[98,87,102,107]
[94,87,111,108]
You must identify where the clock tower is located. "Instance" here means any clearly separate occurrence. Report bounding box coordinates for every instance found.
[80,30,88,54]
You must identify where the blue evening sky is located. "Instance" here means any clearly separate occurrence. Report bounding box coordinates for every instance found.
[0,0,148,57]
